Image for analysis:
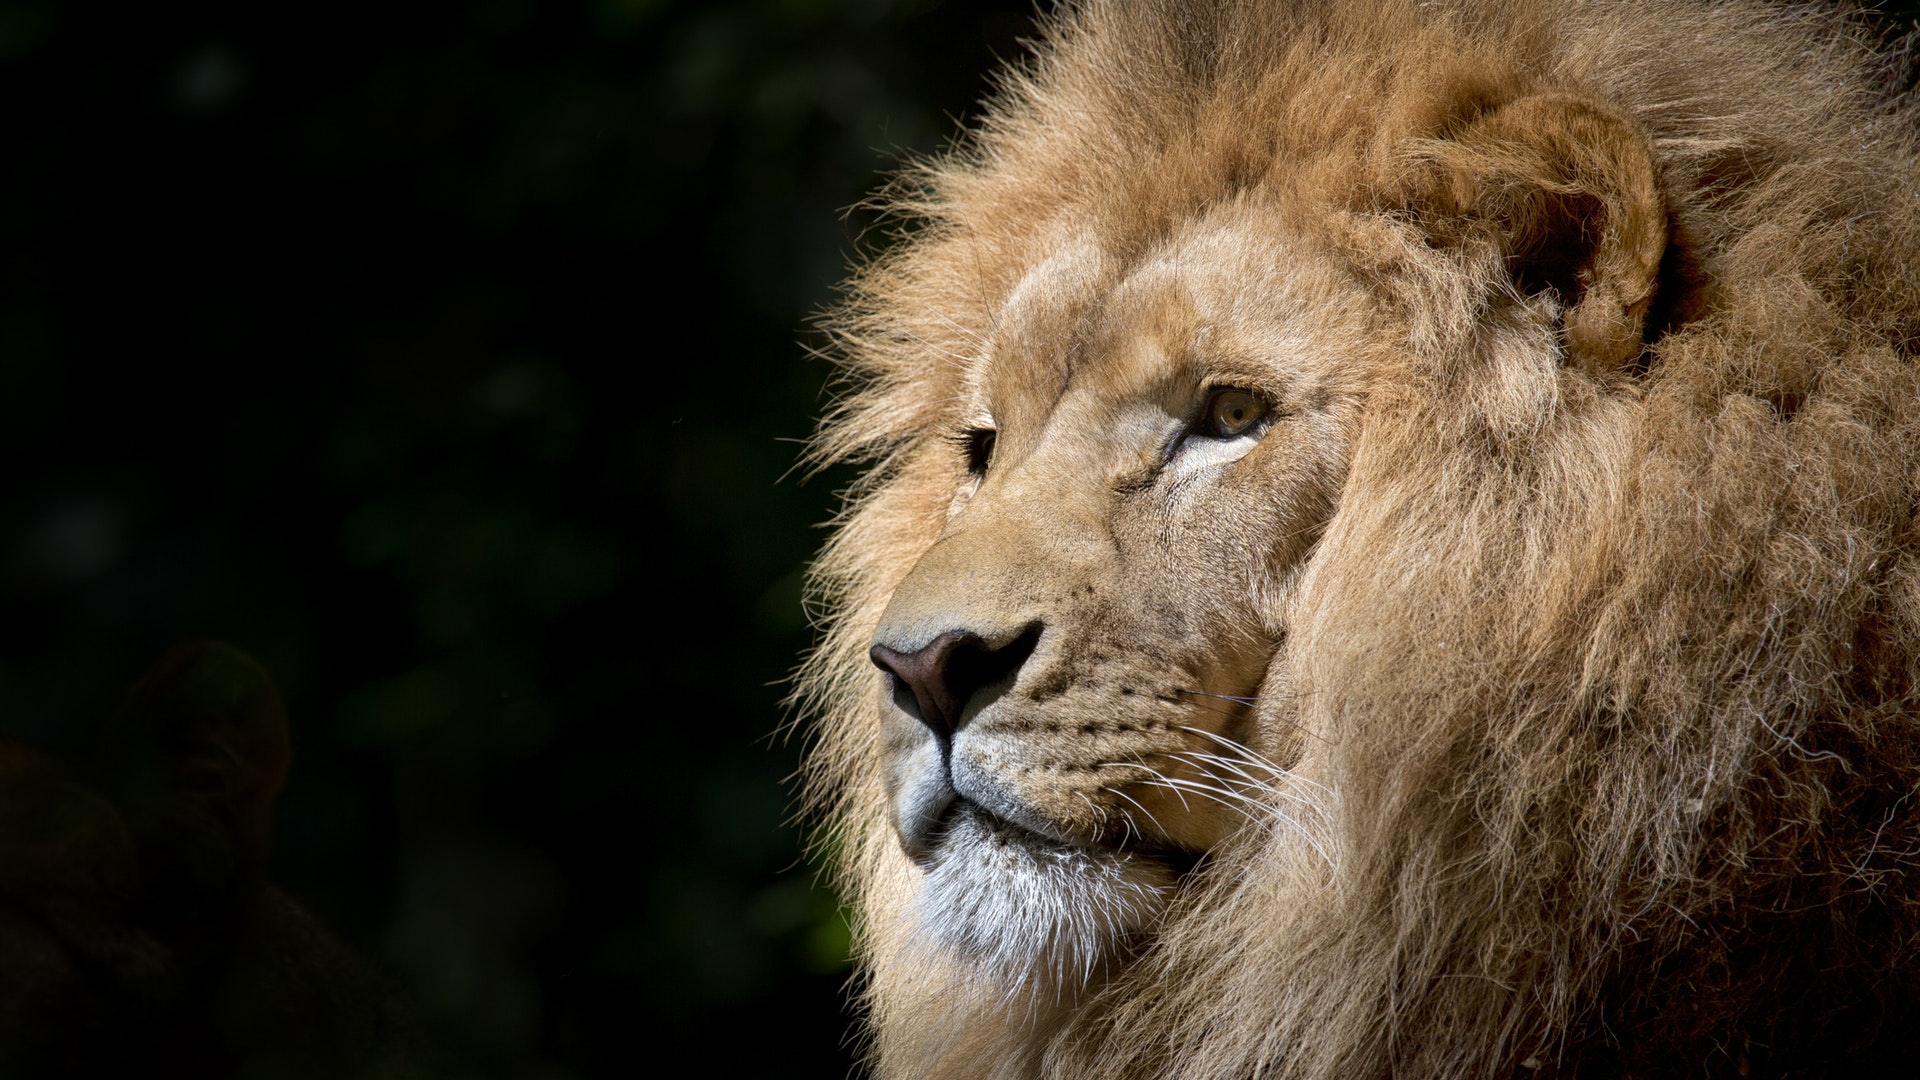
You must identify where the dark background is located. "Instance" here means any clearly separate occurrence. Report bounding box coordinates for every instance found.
[0,0,1033,1075]
[0,1,1912,1077]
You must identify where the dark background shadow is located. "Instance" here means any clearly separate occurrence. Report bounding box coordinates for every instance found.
[0,1,1913,1077]
[0,0,1032,1075]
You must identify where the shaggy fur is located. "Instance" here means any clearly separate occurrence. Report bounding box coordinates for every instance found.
[798,1,1920,1076]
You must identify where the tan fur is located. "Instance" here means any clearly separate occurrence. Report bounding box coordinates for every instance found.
[797,2,1920,1076]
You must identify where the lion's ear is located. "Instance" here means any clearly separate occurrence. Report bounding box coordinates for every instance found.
[1403,92,1668,375]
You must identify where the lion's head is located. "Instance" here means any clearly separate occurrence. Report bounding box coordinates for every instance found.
[800,1,1920,1076]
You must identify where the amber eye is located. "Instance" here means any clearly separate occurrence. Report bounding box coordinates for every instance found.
[1203,389,1268,438]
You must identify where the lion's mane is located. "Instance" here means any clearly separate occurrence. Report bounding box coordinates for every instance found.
[799,1,1920,1075]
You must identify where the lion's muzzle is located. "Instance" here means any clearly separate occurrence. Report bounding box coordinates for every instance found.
[869,624,1041,860]
[870,626,1039,755]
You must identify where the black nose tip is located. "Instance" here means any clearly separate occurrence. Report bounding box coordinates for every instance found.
[869,627,1039,744]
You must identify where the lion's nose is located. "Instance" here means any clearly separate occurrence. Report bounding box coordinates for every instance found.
[870,627,1038,747]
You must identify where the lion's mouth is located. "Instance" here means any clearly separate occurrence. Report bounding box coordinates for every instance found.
[924,798,1076,862]
[913,795,1049,868]
[926,799,1035,854]
[910,800,1184,983]
[921,795,1203,878]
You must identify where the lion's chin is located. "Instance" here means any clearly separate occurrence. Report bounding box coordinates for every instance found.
[912,803,1179,995]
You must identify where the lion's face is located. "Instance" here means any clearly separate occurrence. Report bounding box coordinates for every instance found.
[867,206,1377,981]
[811,2,1920,1075]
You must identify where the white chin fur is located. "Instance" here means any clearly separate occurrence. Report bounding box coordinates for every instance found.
[913,804,1177,996]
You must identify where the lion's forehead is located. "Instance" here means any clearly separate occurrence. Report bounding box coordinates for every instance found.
[977,237,1104,431]
[980,217,1375,444]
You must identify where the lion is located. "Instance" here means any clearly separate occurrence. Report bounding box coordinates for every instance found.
[798,0,1920,1075]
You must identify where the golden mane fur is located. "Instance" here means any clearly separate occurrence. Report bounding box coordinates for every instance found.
[798,1,1920,1076]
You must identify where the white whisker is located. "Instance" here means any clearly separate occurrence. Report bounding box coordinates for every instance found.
[1098,761,1194,813]
[1106,785,1170,839]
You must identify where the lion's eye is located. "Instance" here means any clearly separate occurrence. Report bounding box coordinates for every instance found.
[1201,389,1268,438]
[963,427,996,476]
